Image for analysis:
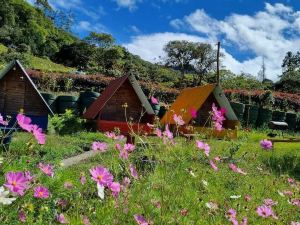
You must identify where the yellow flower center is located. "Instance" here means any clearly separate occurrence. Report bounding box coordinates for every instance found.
[38,191,43,196]
[12,181,17,186]
[97,175,103,181]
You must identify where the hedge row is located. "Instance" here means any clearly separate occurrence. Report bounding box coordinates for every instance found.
[230,101,299,131]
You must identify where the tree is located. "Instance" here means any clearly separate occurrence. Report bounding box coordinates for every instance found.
[163,40,196,82]
[85,32,115,48]
[193,43,218,85]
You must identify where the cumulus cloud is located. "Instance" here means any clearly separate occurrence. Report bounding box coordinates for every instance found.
[74,21,107,33]
[167,2,300,80]
[113,0,141,10]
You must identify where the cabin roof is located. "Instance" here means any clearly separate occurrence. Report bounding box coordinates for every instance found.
[0,60,54,115]
[160,84,238,125]
[83,74,154,119]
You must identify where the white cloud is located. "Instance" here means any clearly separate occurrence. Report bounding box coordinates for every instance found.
[113,0,141,10]
[123,32,209,62]
[166,3,300,80]
[74,21,107,33]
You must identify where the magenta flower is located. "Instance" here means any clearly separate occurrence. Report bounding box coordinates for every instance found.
[105,132,124,140]
[241,217,248,225]
[244,195,252,202]
[256,205,274,218]
[124,143,135,152]
[211,103,226,131]
[129,164,139,179]
[32,125,46,145]
[25,171,34,182]
[64,182,73,189]
[0,114,8,126]
[291,222,300,225]
[151,96,159,104]
[119,149,129,160]
[92,142,108,152]
[260,139,273,150]
[38,163,54,177]
[89,166,114,186]
[288,178,295,184]
[263,198,278,206]
[109,182,121,197]
[155,128,162,138]
[56,213,69,224]
[209,160,218,172]
[290,198,300,207]
[190,107,197,119]
[196,140,210,157]
[115,143,121,151]
[4,172,28,196]
[229,163,247,175]
[134,214,149,225]
[173,114,185,126]
[34,186,50,199]
[226,208,237,219]
[16,114,33,132]
[82,215,90,225]
[163,125,173,140]
[19,210,26,223]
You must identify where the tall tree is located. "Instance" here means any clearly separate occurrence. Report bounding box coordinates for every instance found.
[163,40,196,81]
[85,32,115,48]
[193,43,218,85]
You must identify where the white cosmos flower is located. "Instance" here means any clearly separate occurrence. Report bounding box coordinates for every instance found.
[201,180,208,186]
[230,195,241,199]
[0,186,16,205]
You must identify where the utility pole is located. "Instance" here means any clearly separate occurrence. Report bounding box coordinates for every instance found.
[216,41,221,85]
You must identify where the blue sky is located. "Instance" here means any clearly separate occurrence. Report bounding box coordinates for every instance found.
[27,0,300,80]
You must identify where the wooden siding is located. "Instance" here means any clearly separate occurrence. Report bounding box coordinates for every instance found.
[99,80,148,123]
[0,67,48,116]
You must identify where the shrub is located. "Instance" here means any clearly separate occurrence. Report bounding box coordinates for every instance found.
[50,110,86,135]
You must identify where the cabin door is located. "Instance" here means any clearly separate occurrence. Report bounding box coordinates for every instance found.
[4,71,25,115]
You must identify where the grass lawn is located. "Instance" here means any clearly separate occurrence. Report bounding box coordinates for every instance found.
[0,130,299,224]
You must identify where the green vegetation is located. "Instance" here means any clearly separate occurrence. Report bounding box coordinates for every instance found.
[0,130,299,224]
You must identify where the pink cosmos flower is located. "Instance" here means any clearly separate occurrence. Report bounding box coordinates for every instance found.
[214,156,221,161]
[173,114,185,126]
[134,214,149,225]
[190,107,197,119]
[25,171,34,182]
[105,132,124,140]
[155,128,162,138]
[56,213,68,224]
[241,217,248,225]
[0,114,8,126]
[80,173,86,185]
[291,222,300,225]
[119,149,129,160]
[16,114,33,132]
[38,163,54,177]
[163,125,173,140]
[209,160,218,172]
[4,172,28,196]
[82,215,90,225]
[32,125,46,145]
[92,142,108,152]
[151,96,159,105]
[290,199,300,207]
[263,198,278,206]
[287,178,295,184]
[34,186,50,199]
[229,163,247,175]
[19,210,26,223]
[260,139,273,150]
[89,166,114,186]
[124,143,135,152]
[226,208,237,219]
[196,140,210,157]
[109,182,121,197]
[283,190,293,196]
[129,164,139,179]
[256,205,274,218]
[211,103,226,131]
[115,143,121,151]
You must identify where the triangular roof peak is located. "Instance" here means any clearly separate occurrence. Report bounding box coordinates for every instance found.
[161,84,237,125]
[83,74,154,119]
[0,60,54,115]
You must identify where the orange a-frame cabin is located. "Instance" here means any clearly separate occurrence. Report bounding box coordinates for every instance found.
[83,74,155,135]
[160,84,240,139]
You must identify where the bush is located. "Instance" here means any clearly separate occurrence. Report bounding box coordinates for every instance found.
[49,110,86,135]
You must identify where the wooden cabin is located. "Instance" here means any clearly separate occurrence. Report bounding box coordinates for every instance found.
[0,60,53,130]
[83,74,155,134]
[161,84,240,139]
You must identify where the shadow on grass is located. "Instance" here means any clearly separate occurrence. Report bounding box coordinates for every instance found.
[263,154,300,180]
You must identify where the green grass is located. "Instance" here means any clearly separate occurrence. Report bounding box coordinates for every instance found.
[0,130,299,224]
[25,54,74,73]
